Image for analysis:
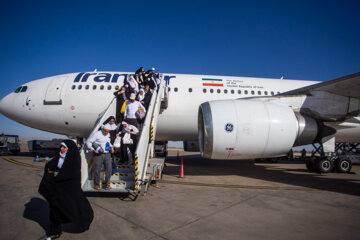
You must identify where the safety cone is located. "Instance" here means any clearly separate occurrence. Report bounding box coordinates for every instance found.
[179,156,184,178]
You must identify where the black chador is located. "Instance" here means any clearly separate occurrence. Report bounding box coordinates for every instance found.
[39,140,94,238]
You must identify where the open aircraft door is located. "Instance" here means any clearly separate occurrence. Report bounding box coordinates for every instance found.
[43,76,68,105]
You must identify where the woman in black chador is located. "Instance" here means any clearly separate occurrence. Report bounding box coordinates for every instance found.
[39,140,94,239]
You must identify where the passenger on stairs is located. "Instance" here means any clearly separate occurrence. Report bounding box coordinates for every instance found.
[86,124,114,190]
[103,117,118,144]
[135,67,146,86]
[119,121,139,165]
[155,71,161,87]
[137,88,145,103]
[127,75,139,95]
[142,85,153,110]
[124,93,146,128]
[114,87,126,123]
[144,68,157,90]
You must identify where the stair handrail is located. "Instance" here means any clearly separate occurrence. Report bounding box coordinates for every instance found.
[134,75,164,192]
[139,75,165,181]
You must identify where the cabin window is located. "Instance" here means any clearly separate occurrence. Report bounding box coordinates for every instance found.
[231,90,234,94]
[93,85,97,90]
[238,90,241,94]
[115,86,119,91]
[217,89,221,93]
[277,91,280,94]
[71,85,76,90]
[258,91,261,95]
[251,90,255,95]
[271,91,274,96]
[224,89,228,94]
[78,85,82,90]
[168,87,171,92]
[174,87,178,92]
[210,89,214,93]
[188,88,192,93]
[14,87,22,93]
[245,90,248,95]
[85,85,90,90]
[100,85,104,90]
[264,91,268,95]
[203,89,207,93]
[107,85,112,90]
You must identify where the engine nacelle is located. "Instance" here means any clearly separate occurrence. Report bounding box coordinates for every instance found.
[198,99,320,160]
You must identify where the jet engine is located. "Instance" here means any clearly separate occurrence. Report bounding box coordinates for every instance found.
[198,99,321,159]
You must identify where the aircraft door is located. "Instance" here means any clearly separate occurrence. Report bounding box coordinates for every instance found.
[43,76,68,105]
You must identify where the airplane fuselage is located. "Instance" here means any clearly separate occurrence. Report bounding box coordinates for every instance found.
[0,72,359,143]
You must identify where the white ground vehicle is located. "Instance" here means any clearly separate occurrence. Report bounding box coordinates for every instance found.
[0,134,20,155]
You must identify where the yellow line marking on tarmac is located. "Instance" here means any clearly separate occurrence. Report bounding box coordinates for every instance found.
[159,180,319,191]
[2,157,43,169]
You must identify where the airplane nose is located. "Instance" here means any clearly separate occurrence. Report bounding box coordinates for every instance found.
[0,94,14,118]
[0,96,6,115]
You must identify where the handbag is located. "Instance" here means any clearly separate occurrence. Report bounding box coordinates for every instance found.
[136,110,146,119]
[122,133,133,144]
[113,136,121,148]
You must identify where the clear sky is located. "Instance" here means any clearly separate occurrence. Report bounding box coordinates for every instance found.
[0,0,359,140]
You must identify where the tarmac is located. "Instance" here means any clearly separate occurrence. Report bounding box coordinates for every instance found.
[1,149,360,240]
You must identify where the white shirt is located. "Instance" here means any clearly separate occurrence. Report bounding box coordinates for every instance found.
[86,130,113,153]
[124,101,146,119]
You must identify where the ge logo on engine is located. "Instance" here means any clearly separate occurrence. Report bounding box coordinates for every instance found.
[225,123,234,133]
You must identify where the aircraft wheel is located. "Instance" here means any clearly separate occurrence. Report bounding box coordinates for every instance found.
[335,158,352,173]
[316,158,334,173]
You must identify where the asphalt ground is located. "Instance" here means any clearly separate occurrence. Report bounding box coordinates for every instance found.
[1,150,360,240]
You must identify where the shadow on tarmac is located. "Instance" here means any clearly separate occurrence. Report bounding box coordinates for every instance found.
[165,155,360,197]
[23,198,87,235]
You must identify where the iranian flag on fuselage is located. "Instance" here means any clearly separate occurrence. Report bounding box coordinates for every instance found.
[202,78,223,87]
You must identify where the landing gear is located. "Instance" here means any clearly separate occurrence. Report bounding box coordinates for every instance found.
[308,139,355,173]
[316,158,334,173]
[335,158,352,173]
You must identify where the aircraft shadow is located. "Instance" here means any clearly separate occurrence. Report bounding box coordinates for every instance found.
[23,197,86,235]
[164,155,360,197]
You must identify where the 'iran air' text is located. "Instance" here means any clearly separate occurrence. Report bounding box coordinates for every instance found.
[74,72,175,85]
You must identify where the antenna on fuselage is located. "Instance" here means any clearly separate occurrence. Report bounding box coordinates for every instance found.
[94,69,97,72]
[280,76,284,80]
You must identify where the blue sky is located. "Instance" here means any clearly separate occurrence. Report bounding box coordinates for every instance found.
[0,0,359,140]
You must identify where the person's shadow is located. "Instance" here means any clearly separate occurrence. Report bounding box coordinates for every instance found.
[23,197,85,235]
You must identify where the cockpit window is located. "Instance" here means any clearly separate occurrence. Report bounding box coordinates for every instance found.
[20,86,28,92]
[14,87,22,93]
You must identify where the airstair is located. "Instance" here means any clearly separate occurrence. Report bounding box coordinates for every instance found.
[80,75,168,197]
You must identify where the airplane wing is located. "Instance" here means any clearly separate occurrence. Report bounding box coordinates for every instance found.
[280,72,360,98]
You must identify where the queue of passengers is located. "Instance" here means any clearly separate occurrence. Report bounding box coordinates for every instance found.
[86,67,158,190]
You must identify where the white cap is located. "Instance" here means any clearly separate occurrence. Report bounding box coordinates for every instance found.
[151,67,155,71]
[130,93,136,100]
[121,121,128,125]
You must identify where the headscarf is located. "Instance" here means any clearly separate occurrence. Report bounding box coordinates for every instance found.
[137,89,145,101]
[57,142,68,168]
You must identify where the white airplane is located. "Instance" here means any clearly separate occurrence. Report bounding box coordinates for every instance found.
[0,70,359,173]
